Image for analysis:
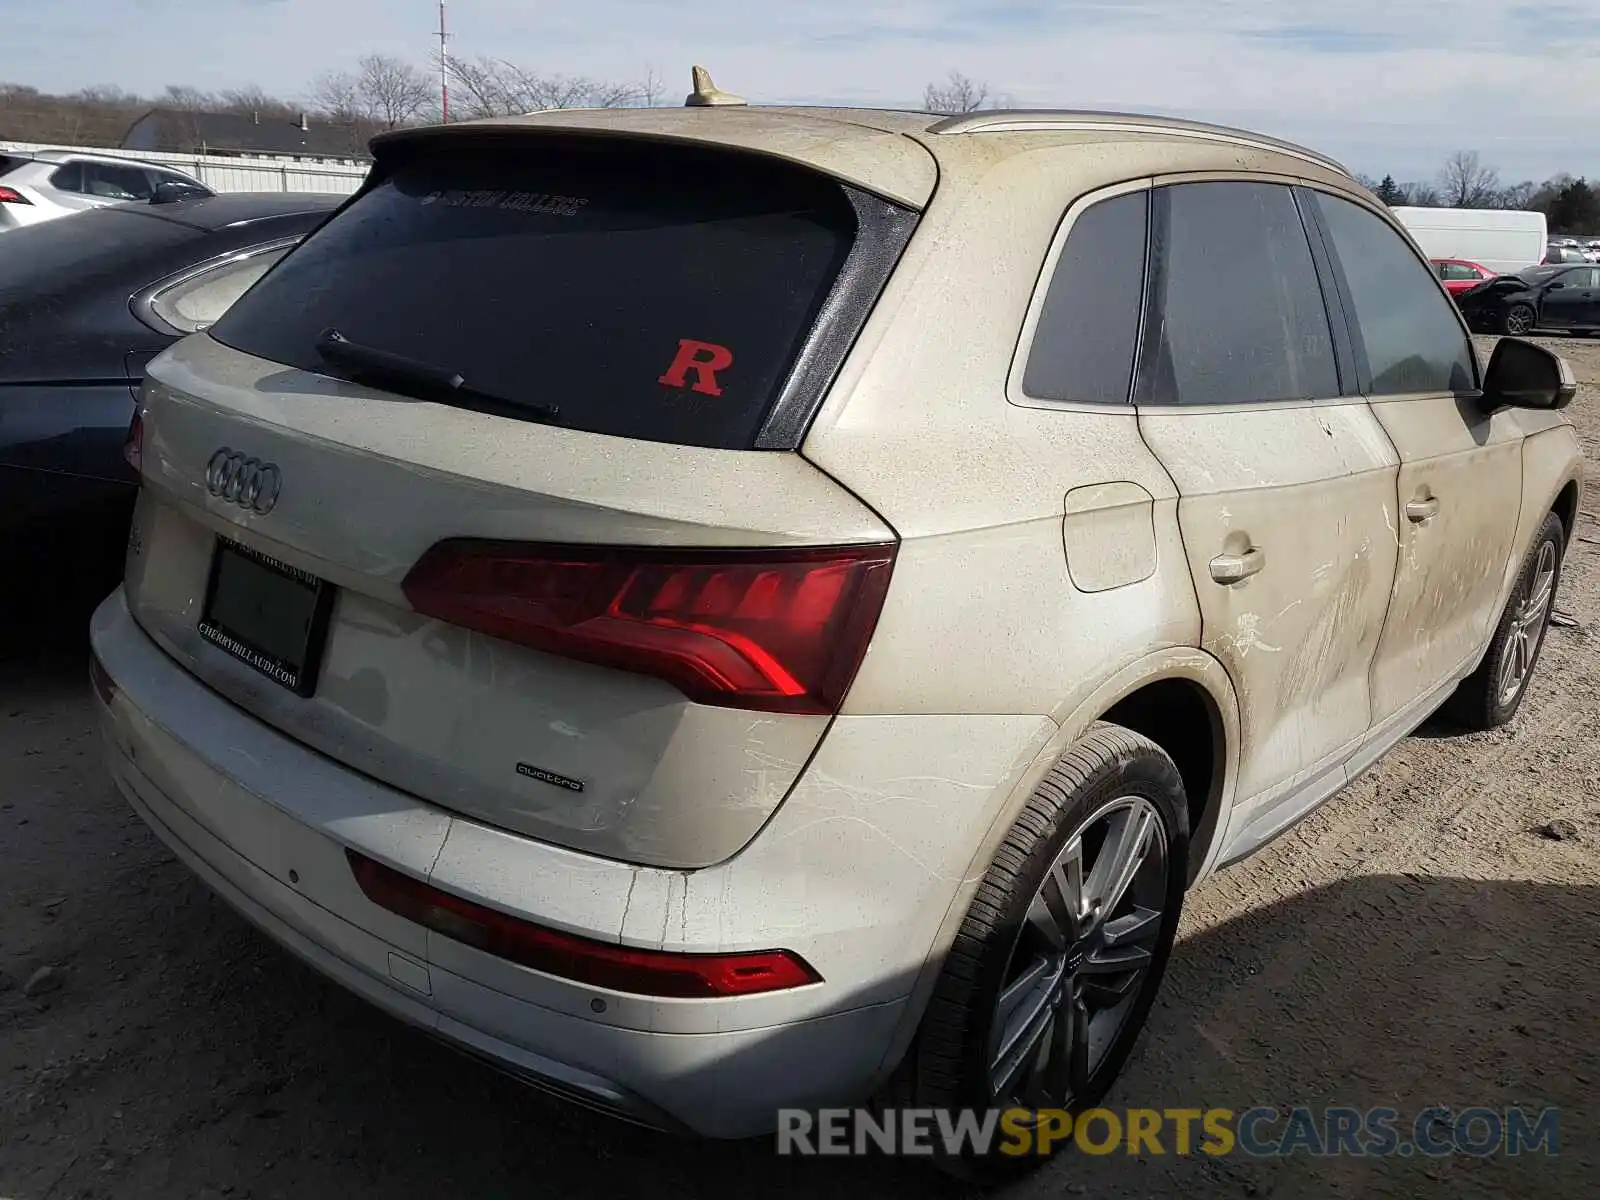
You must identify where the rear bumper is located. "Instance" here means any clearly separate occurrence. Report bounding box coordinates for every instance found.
[91,589,1051,1135]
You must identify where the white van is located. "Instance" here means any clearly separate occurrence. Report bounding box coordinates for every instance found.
[1390,206,1547,276]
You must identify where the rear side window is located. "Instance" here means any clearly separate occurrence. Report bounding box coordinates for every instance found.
[48,161,85,193]
[1314,194,1476,395]
[1141,181,1338,406]
[86,163,154,201]
[141,245,293,335]
[210,141,862,450]
[1023,191,1147,404]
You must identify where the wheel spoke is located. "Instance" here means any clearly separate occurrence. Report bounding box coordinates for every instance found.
[1102,905,1162,949]
[1029,839,1085,950]
[1498,630,1523,701]
[1087,807,1154,916]
[1038,987,1093,1103]
[995,955,1054,1045]
[989,960,1058,1100]
[1082,942,1153,973]
[1528,576,1554,622]
[1068,992,1092,1099]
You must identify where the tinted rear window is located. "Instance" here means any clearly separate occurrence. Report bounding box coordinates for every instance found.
[210,141,860,449]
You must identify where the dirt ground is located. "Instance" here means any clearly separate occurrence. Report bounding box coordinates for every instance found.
[2,336,1598,1200]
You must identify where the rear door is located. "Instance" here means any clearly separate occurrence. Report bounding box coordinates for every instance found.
[125,133,922,871]
[1307,191,1522,727]
[1133,180,1400,830]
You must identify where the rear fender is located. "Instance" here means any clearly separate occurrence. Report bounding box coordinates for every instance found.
[870,646,1240,1087]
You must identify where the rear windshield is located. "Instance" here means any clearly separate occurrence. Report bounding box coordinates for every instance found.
[210,140,860,449]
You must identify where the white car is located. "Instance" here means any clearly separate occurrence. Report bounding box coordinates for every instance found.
[0,148,212,231]
[90,82,1582,1180]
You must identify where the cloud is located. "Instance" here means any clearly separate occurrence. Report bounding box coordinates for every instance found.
[1,0,1598,180]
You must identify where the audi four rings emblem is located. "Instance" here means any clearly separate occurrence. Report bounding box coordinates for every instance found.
[205,448,282,515]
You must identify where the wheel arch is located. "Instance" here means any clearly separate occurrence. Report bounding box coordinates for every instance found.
[1552,476,1580,544]
[872,647,1241,1094]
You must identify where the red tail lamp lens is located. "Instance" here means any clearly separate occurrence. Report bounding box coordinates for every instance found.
[0,186,31,205]
[401,540,897,714]
[347,850,821,998]
[124,410,144,471]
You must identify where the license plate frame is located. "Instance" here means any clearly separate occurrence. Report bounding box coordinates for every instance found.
[197,537,337,698]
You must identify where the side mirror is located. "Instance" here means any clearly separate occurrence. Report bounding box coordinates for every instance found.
[151,180,209,205]
[1480,337,1577,411]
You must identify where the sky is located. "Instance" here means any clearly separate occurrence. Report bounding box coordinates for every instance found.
[3,0,1599,182]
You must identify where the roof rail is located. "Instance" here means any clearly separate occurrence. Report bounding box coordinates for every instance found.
[928,109,1349,177]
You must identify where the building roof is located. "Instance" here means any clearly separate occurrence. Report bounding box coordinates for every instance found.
[124,108,370,160]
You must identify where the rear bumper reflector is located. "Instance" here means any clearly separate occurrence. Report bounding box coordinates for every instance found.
[346,850,822,998]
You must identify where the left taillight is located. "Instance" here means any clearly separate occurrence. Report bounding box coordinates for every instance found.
[0,186,31,205]
[123,410,143,471]
[347,850,822,998]
[401,539,897,715]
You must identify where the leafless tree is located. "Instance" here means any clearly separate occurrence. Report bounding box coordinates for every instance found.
[311,70,363,122]
[348,54,436,129]
[161,84,213,112]
[217,85,297,118]
[638,66,665,108]
[923,70,992,114]
[1496,180,1537,211]
[74,84,139,107]
[1438,150,1501,208]
[1401,182,1442,207]
[441,55,642,117]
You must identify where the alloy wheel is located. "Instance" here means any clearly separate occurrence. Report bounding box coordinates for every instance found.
[1505,307,1535,336]
[987,796,1169,1108]
[1497,540,1557,708]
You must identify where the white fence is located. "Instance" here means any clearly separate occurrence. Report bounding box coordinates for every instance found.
[0,140,369,196]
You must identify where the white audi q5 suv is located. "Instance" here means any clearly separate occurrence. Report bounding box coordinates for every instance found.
[90,77,1582,1179]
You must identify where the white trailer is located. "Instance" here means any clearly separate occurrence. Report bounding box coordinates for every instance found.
[1390,206,1547,276]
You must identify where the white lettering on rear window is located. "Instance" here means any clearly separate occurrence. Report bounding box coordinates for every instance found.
[419,189,589,217]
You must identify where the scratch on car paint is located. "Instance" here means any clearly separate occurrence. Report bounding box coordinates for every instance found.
[1221,611,1282,657]
[1380,503,1403,549]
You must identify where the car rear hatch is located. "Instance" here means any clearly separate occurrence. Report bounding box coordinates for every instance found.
[123,120,925,870]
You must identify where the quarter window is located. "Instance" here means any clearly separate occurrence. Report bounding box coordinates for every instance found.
[1022,190,1148,405]
[1314,194,1476,395]
[81,162,154,201]
[1141,181,1339,406]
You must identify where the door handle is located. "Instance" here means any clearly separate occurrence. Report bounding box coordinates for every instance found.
[1209,547,1265,585]
[1406,496,1441,523]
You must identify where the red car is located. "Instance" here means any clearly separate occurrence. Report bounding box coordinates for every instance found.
[1432,258,1495,295]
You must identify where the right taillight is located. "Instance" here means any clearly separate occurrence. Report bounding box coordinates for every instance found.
[401,539,898,715]
[123,409,144,471]
[0,186,31,205]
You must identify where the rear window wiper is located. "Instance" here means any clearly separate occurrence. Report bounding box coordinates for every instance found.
[314,328,561,424]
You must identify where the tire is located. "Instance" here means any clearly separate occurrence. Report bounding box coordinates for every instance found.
[892,723,1190,1183]
[1503,303,1535,336]
[1444,511,1565,731]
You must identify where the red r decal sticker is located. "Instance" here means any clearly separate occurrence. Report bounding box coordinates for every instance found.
[659,339,734,397]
